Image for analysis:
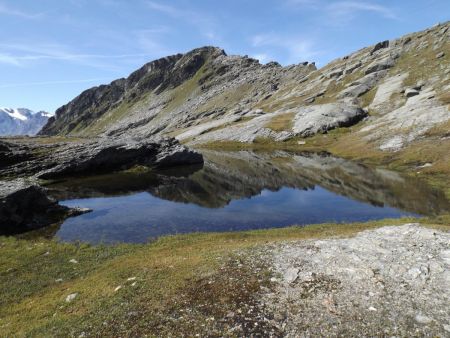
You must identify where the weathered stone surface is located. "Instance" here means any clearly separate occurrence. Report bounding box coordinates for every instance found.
[338,71,387,99]
[0,137,203,179]
[292,103,367,137]
[369,73,408,113]
[361,86,450,151]
[343,60,362,75]
[364,56,395,75]
[370,40,389,54]
[263,224,450,336]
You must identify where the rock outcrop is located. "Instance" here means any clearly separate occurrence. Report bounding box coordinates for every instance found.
[0,136,202,233]
[0,137,203,179]
[0,180,89,235]
[292,103,367,137]
[187,103,367,143]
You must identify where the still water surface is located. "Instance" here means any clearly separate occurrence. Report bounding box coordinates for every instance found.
[48,150,449,244]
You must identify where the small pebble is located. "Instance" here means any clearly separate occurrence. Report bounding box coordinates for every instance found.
[415,314,433,324]
[66,293,78,303]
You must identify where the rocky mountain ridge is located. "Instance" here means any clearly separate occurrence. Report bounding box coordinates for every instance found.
[39,22,449,155]
[0,108,51,136]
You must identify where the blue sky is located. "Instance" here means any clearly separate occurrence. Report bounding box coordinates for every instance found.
[0,0,449,113]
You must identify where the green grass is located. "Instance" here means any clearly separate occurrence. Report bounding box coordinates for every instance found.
[265,112,295,131]
[2,217,448,336]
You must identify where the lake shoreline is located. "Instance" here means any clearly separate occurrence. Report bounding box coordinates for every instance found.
[1,216,449,335]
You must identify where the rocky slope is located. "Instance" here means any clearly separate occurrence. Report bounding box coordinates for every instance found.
[0,108,51,136]
[39,22,449,154]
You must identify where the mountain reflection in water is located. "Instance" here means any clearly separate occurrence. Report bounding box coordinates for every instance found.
[46,150,449,244]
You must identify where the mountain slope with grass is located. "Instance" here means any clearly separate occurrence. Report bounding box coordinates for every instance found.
[40,23,449,150]
[39,21,450,196]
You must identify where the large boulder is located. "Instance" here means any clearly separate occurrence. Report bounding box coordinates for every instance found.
[292,103,367,137]
[338,71,387,99]
[38,137,204,179]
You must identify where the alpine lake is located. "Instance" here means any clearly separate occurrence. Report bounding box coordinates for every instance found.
[41,150,450,244]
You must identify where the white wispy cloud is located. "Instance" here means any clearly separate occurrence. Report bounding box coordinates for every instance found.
[326,1,397,19]
[0,54,21,66]
[0,2,43,19]
[251,33,321,65]
[0,42,154,68]
[284,0,320,8]
[146,1,180,16]
[285,0,397,22]
[0,78,109,89]
[132,27,174,56]
[144,1,220,42]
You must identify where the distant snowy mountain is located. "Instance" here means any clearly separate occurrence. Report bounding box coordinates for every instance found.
[0,108,52,136]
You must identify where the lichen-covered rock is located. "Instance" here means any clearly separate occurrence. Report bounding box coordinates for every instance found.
[292,103,367,137]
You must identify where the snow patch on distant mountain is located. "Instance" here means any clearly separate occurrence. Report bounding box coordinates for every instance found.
[0,108,52,136]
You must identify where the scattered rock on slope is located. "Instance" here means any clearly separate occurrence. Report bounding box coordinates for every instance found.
[262,223,450,336]
[190,102,366,143]
[36,22,450,152]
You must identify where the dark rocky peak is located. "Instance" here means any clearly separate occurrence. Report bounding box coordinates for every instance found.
[156,47,226,92]
[126,53,183,89]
